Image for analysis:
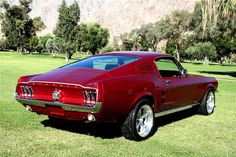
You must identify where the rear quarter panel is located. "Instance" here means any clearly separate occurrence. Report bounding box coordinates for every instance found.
[99,60,162,122]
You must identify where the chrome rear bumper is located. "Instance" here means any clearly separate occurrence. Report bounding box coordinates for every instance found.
[15,97,102,113]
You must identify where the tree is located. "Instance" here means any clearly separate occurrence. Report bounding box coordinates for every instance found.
[0,39,7,50]
[140,23,160,51]
[0,0,45,52]
[130,23,159,51]
[200,0,236,40]
[46,38,56,56]
[54,0,80,61]
[117,33,133,51]
[185,42,217,64]
[29,36,39,52]
[32,17,46,33]
[77,23,109,55]
[122,39,133,51]
[166,40,176,55]
[38,34,54,53]
[161,11,191,61]
[100,44,115,53]
[130,32,141,51]
[214,39,236,63]
[189,0,236,63]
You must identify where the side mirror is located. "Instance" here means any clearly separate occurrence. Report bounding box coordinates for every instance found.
[181,69,188,76]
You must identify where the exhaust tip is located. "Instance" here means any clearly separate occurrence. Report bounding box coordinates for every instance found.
[87,114,96,121]
[25,105,32,112]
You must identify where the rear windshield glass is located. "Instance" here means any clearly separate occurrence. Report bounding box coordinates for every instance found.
[62,55,139,70]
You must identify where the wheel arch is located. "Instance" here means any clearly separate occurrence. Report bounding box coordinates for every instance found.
[131,92,155,110]
[197,83,216,105]
[205,83,217,93]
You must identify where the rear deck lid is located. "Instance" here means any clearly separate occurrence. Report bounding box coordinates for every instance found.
[30,68,108,85]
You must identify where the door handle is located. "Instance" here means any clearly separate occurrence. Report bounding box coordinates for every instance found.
[165,80,171,84]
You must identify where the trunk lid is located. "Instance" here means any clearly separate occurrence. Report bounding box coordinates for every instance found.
[17,68,107,105]
[30,68,108,85]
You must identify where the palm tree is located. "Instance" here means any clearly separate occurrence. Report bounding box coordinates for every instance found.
[201,0,236,38]
[130,32,141,51]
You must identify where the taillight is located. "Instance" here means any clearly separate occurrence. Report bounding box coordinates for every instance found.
[83,91,96,105]
[20,86,34,97]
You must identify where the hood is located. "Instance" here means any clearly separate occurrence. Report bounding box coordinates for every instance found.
[30,68,109,86]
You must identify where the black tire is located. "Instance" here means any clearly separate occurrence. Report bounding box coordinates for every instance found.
[121,99,156,141]
[198,88,215,115]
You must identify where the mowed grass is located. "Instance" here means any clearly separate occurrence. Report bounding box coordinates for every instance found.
[0,52,236,157]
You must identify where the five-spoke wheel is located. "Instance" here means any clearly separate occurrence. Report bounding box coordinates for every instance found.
[198,88,215,115]
[136,105,154,137]
[121,99,155,141]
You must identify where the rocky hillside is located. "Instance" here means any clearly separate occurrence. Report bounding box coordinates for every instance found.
[0,0,197,38]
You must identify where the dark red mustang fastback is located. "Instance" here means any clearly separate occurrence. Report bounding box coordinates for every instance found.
[15,51,218,141]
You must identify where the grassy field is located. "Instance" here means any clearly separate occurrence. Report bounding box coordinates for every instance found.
[0,52,236,157]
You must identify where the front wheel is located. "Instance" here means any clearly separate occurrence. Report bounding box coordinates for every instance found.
[121,99,155,141]
[198,88,215,115]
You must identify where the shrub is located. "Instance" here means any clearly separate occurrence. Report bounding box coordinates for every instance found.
[29,36,39,52]
[185,42,217,64]
[0,39,7,51]
[46,38,56,55]
[100,44,115,53]
[38,35,54,53]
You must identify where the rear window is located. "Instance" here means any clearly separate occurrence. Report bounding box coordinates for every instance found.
[62,55,139,70]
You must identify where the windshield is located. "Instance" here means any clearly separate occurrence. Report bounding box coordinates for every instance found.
[62,55,139,71]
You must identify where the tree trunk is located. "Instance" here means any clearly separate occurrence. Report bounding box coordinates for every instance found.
[65,51,73,62]
[52,50,56,57]
[203,56,209,65]
[65,55,69,62]
[17,47,22,54]
[65,51,69,62]
[68,51,73,59]
[175,44,180,61]
[220,57,224,64]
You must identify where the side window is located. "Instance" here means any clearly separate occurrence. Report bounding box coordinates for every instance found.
[155,58,181,77]
[93,58,119,70]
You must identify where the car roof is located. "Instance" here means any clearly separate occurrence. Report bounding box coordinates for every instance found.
[97,51,171,59]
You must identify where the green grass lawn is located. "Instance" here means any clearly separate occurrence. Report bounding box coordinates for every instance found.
[0,52,236,157]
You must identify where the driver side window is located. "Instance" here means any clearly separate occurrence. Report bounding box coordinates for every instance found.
[155,58,181,77]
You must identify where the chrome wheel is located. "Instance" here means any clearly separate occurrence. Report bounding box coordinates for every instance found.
[136,105,154,137]
[206,91,215,113]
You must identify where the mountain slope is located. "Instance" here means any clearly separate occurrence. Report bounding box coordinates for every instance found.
[90,0,197,38]
[0,0,197,38]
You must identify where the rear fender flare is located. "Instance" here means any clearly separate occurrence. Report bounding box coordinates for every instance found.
[130,92,155,110]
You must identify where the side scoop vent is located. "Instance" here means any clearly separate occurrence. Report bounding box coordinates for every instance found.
[136,63,154,73]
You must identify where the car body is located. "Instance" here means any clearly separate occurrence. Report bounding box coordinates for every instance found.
[15,51,218,140]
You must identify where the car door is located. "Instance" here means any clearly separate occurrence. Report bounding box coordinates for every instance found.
[155,57,195,111]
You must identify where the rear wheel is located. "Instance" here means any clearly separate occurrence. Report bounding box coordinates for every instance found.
[121,99,155,141]
[198,88,215,115]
